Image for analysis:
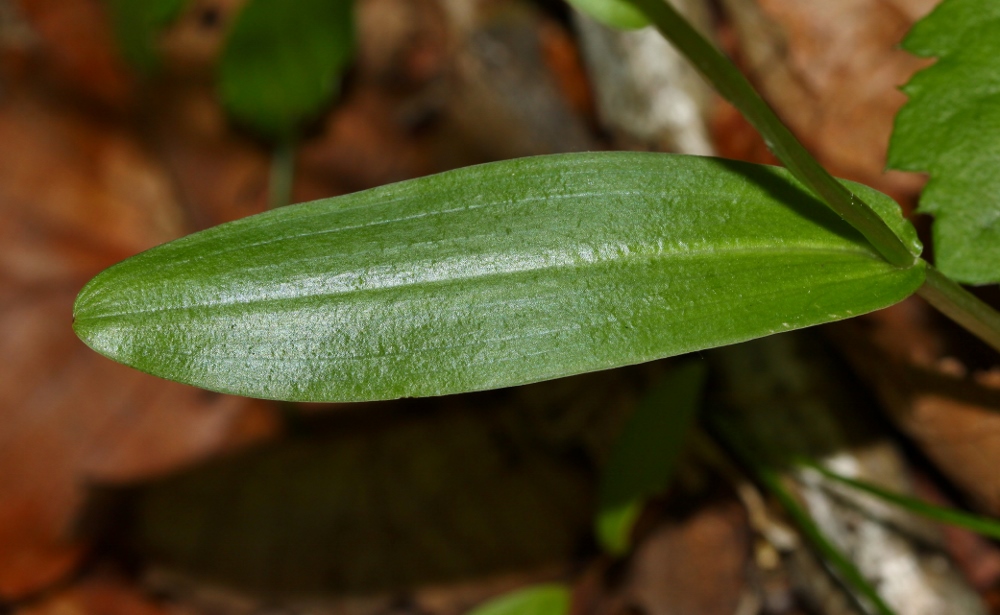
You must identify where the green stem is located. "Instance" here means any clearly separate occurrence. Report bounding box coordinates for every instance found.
[800,459,1000,540]
[710,423,896,615]
[918,266,1000,353]
[628,0,1000,354]
[757,465,896,615]
[268,137,297,210]
[625,0,915,269]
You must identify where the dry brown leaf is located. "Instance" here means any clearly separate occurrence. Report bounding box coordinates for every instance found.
[13,0,135,109]
[14,572,169,615]
[622,500,748,615]
[831,305,1000,517]
[574,499,750,615]
[716,0,936,202]
[124,394,600,596]
[0,88,278,600]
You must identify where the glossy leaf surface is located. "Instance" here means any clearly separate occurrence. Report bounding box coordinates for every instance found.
[889,0,1000,284]
[596,361,705,555]
[219,0,354,139]
[73,153,925,402]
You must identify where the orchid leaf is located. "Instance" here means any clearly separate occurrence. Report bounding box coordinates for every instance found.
[74,153,924,402]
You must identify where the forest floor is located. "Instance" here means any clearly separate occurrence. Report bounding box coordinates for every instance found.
[2,1,1000,614]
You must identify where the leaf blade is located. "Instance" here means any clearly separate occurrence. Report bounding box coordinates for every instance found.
[73,153,925,402]
[888,0,1000,284]
[219,0,354,139]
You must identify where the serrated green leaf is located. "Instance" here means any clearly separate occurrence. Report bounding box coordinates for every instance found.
[888,0,1000,284]
[107,0,187,72]
[596,361,705,555]
[467,585,571,615]
[567,0,650,30]
[73,153,925,403]
[219,0,354,140]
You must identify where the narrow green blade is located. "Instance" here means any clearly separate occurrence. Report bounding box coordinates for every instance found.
[596,361,706,555]
[467,585,571,615]
[567,0,651,30]
[752,460,896,615]
[803,460,1000,541]
[73,153,924,402]
[712,422,896,615]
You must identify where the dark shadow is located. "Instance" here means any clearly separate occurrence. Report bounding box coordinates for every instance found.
[702,331,890,472]
[78,364,670,598]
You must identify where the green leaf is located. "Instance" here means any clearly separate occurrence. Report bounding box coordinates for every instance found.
[888,0,1000,284]
[596,361,705,555]
[567,0,651,30]
[626,0,920,270]
[107,0,186,72]
[219,0,354,140]
[467,585,571,615]
[73,153,925,403]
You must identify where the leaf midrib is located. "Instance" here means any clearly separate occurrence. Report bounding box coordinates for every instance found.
[77,243,888,322]
[110,265,902,367]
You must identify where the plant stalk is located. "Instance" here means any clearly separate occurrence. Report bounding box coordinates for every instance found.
[628,0,1000,355]
[268,137,297,210]
[625,0,915,269]
[800,459,1000,540]
[756,464,896,615]
[918,266,1000,353]
[708,423,896,615]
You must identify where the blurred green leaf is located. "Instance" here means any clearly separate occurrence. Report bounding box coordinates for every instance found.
[595,502,642,557]
[219,0,354,140]
[73,153,924,402]
[596,361,706,555]
[107,0,186,71]
[467,585,571,615]
[567,0,650,30]
[888,0,1000,284]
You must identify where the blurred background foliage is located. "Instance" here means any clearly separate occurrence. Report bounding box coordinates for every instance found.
[3,1,1000,614]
